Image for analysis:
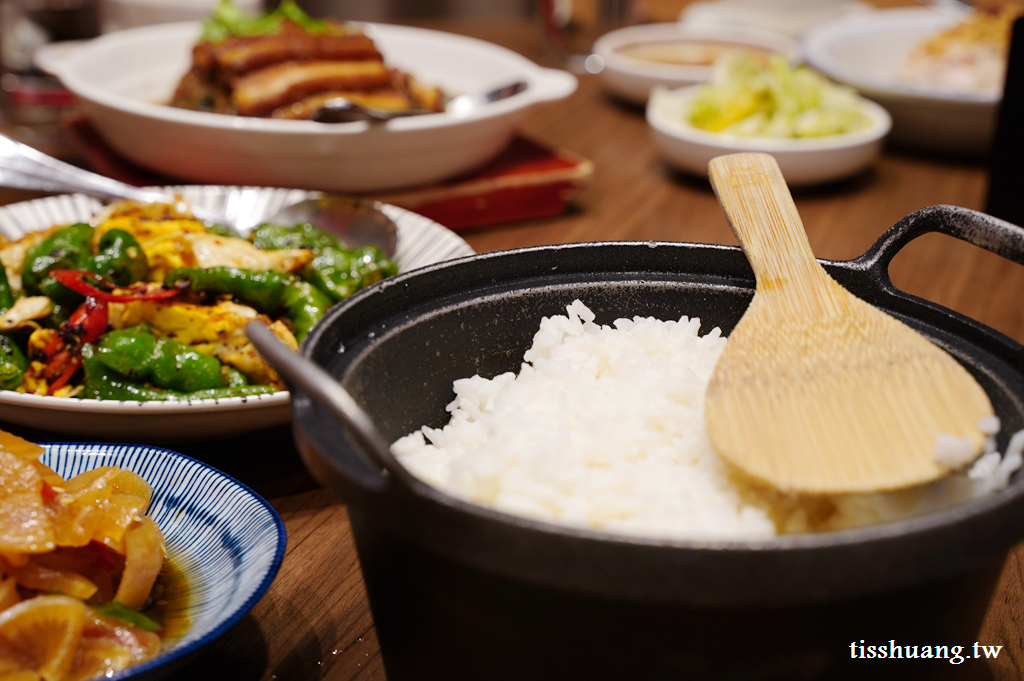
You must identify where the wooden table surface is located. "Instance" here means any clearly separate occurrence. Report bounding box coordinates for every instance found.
[3,14,1024,681]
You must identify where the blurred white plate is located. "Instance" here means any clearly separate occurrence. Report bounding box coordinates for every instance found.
[98,0,262,34]
[32,40,86,77]
[647,85,891,186]
[0,186,475,440]
[679,0,872,38]
[47,22,577,192]
[593,23,800,105]
[802,7,996,155]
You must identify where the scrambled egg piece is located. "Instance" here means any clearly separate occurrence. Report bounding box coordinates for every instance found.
[95,217,208,281]
[183,233,313,272]
[95,217,313,281]
[0,226,59,293]
[110,299,259,345]
[108,299,298,385]
[0,297,53,332]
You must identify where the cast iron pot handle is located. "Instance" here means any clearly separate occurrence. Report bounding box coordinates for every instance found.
[860,205,1024,275]
[856,204,1024,358]
[247,321,409,496]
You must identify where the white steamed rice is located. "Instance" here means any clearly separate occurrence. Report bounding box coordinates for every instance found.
[391,300,1023,540]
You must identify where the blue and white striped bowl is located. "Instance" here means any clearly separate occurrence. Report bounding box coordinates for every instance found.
[40,442,287,680]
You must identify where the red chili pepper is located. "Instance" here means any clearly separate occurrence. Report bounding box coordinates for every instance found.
[47,356,81,395]
[50,270,178,303]
[41,347,72,380]
[41,334,64,361]
[41,298,110,393]
[66,298,109,345]
[39,272,175,394]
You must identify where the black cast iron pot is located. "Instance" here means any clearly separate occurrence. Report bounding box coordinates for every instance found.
[293,205,1024,681]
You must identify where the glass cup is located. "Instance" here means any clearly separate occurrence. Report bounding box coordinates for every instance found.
[538,0,638,74]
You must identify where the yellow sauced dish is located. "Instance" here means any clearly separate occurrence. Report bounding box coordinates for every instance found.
[0,429,169,681]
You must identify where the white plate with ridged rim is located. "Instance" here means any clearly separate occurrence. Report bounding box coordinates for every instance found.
[0,186,474,439]
[38,442,286,680]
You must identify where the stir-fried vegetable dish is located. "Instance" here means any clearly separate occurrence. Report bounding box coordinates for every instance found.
[0,200,397,400]
[687,51,872,138]
[0,429,166,680]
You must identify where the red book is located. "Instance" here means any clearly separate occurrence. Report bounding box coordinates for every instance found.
[64,116,593,232]
[370,136,593,230]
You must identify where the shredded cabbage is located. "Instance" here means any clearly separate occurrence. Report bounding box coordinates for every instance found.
[688,52,872,138]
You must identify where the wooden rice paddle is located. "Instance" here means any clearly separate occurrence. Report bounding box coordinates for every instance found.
[705,153,994,494]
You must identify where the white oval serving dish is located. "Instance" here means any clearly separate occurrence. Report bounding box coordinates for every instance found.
[48,22,578,192]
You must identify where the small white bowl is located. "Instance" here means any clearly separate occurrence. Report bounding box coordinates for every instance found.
[593,23,800,105]
[49,22,577,193]
[802,8,995,156]
[646,85,892,186]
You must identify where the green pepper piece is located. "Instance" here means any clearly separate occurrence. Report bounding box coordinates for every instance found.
[0,264,13,314]
[96,326,226,393]
[251,222,343,252]
[81,343,176,401]
[82,344,279,401]
[281,281,331,342]
[164,267,296,312]
[21,223,93,303]
[45,303,72,329]
[221,365,249,388]
[253,222,397,304]
[206,223,238,238]
[37,277,80,306]
[302,244,398,304]
[0,334,27,390]
[302,246,357,303]
[351,244,399,286]
[92,602,161,632]
[93,327,157,376]
[84,229,149,286]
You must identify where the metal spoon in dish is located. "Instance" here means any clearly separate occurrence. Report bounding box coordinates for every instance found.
[704,152,994,494]
[0,133,398,253]
[245,320,394,481]
[311,80,528,124]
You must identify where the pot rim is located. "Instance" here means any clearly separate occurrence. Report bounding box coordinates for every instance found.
[295,206,1024,603]
[302,232,1024,553]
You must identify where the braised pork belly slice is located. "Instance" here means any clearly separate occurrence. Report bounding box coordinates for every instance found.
[208,32,382,81]
[392,70,445,112]
[172,68,233,113]
[171,14,445,120]
[232,60,392,116]
[270,88,416,119]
